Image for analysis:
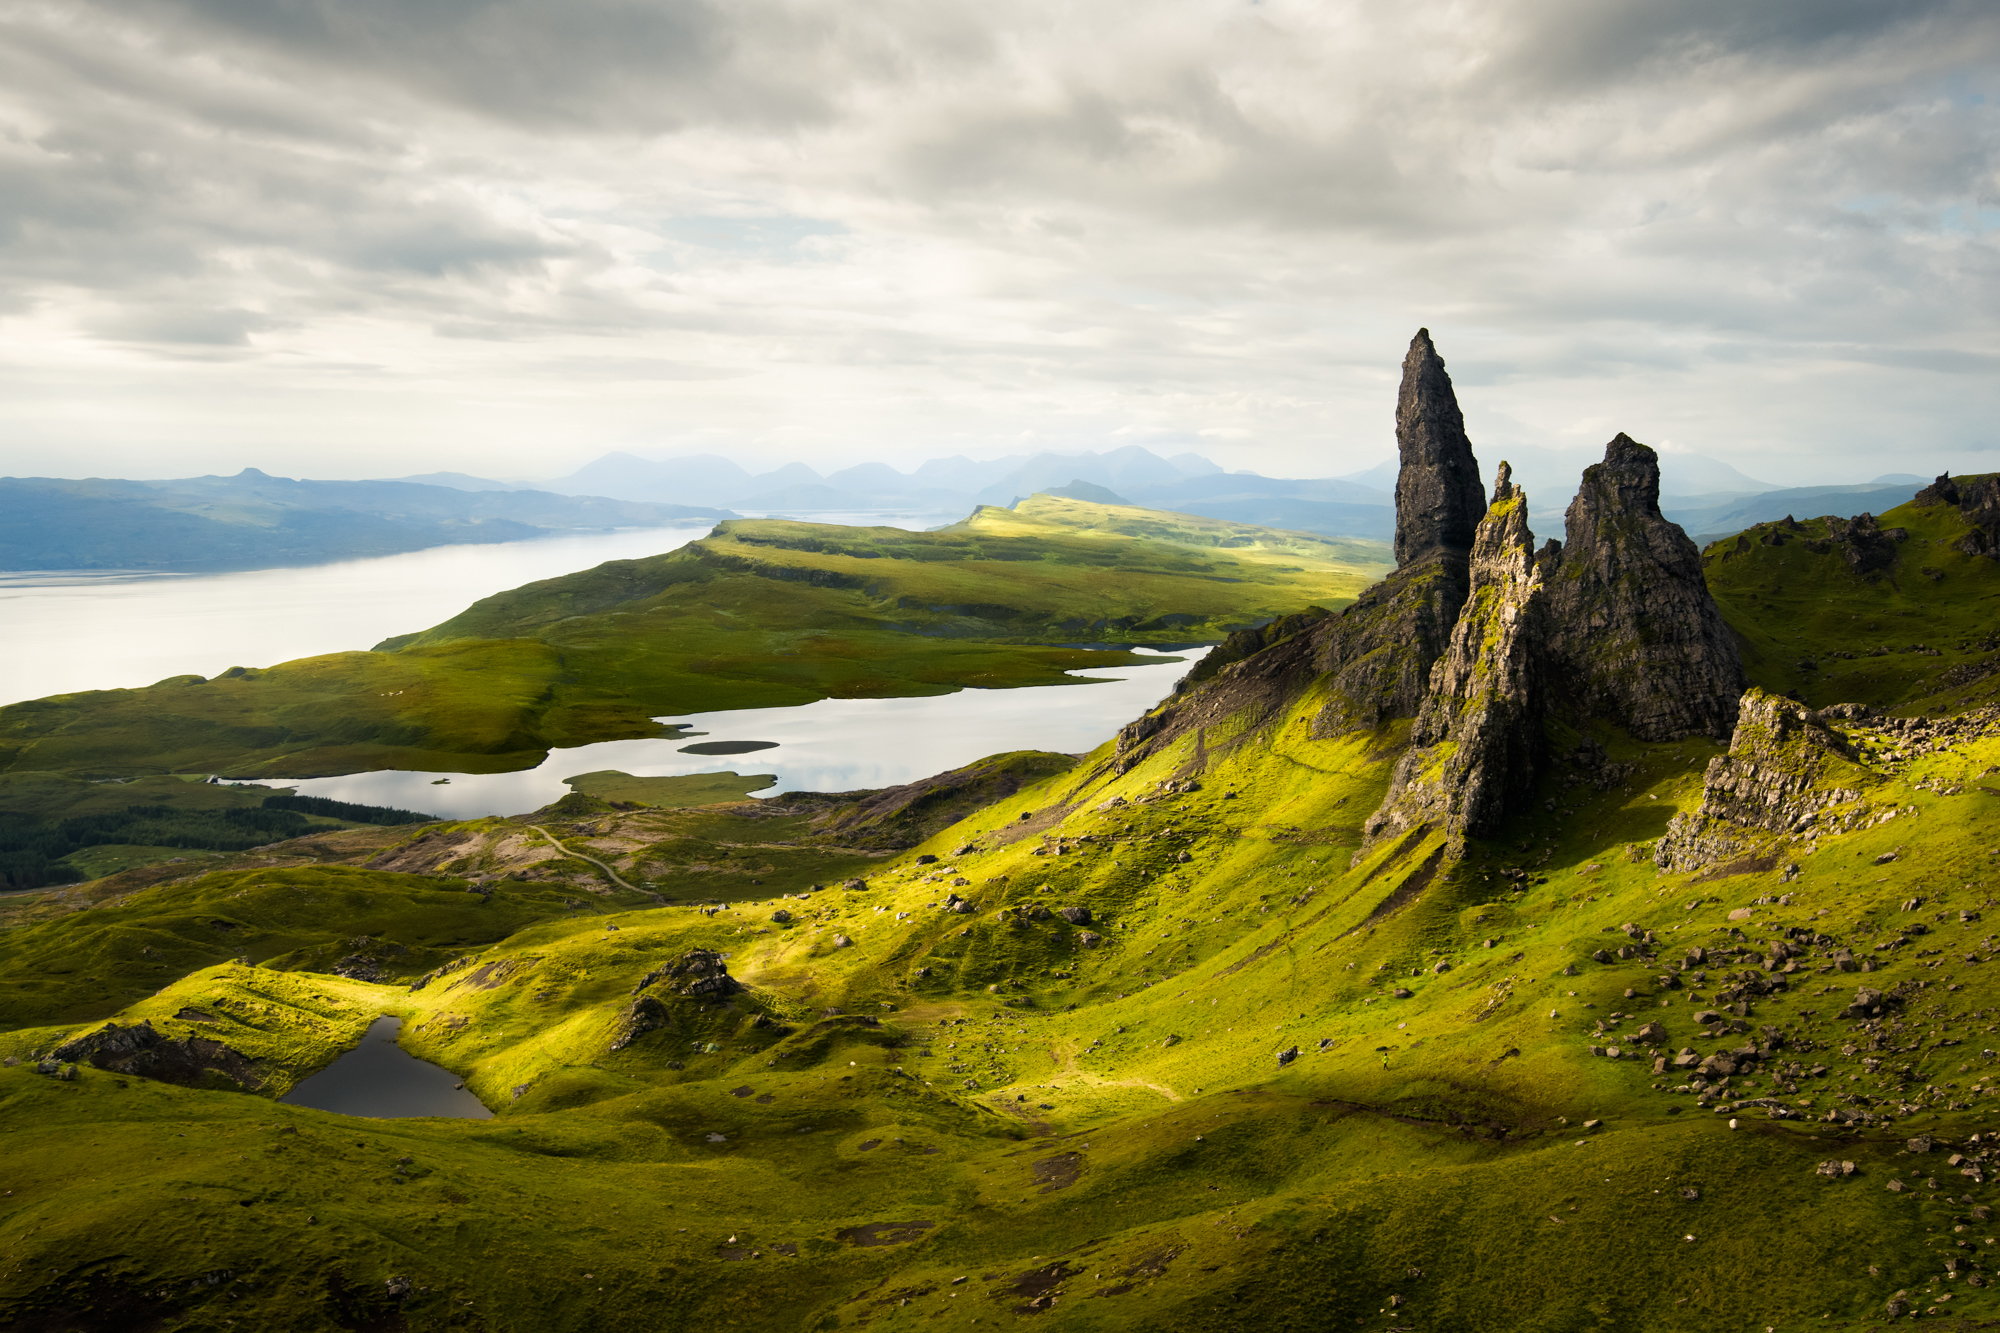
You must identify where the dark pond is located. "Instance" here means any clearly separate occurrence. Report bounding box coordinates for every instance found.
[279,1016,492,1119]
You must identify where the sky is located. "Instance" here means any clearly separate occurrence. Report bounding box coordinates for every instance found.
[1,0,1996,486]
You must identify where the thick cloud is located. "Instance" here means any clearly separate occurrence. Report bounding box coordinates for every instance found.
[0,0,1993,481]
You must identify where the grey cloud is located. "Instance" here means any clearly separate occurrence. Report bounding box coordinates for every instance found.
[0,0,1992,482]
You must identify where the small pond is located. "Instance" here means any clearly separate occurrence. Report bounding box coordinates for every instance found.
[279,1016,492,1120]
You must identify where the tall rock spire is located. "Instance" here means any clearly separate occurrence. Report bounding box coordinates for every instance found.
[1393,329,1488,568]
[1364,462,1547,843]
[1543,433,1746,740]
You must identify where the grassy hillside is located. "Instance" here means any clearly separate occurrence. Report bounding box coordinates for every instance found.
[0,500,1390,781]
[8,562,2000,1329]
[1702,485,2000,714]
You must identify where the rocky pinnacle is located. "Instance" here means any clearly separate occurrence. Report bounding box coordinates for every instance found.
[1543,433,1746,741]
[1392,329,1488,568]
[1365,462,1547,842]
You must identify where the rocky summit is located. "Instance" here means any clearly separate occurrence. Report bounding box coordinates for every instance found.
[1391,327,1488,568]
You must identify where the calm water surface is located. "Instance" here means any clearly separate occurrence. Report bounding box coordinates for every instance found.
[7,508,1194,814]
[266,650,1189,818]
[279,1016,492,1119]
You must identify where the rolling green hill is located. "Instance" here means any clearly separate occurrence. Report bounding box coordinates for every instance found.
[0,498,1391,781]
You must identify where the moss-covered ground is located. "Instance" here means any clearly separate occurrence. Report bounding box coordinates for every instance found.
[4,497,2000,1330]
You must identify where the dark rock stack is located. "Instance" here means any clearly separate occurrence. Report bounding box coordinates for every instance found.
[1392,329,1488,567]
[1121,333,1752,863]
[1654,689,1875,871]
[1366,463,1548,840]
[1543,433,1746,741]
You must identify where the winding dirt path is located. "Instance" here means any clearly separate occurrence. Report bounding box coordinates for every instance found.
[524,824,659,900]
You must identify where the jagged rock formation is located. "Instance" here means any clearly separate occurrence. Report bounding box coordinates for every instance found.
[1543,434,1746,741]
[1654,689,1876,872]
[1914,471,2000,558]
[1392,329,1488,567]
[51,1019,264,1089]
[1365,464,1547,841]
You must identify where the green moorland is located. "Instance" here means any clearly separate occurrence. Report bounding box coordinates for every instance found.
[6,490,2000,1330]
[0,497,1389,781]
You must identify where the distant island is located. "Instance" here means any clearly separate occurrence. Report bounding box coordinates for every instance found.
[0,469,735,573]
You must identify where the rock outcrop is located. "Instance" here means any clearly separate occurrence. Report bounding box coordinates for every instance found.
[1913,471,2000,558]
[1655,689,1877,871]
[633,948,741,1001]
[1365,464,1547,841]
[52,1020,264,1089]
[1543,434,1746,741]
[1392,329,1488,568]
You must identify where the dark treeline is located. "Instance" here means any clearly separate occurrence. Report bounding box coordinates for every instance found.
[260,793,434,826]
[0,795,435,891]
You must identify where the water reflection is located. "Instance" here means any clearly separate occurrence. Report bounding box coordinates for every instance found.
[263,650,1190,819]
[279,1016,492,1120]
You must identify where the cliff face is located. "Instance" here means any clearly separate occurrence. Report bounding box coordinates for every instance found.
[1543,434,1746,741]
[1392,329,1488,568]
[1654,688,1877,871]
[1364,464,1547,842]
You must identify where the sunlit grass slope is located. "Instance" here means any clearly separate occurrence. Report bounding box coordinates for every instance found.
[0,500,1390,781]
[11,640,2000,1329]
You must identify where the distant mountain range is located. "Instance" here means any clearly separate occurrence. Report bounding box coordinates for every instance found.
[412,447,1931,547]
[0,470,734,573]
[4,446,1937,577]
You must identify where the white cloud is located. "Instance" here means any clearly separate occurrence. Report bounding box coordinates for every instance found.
[0,0,1994,483]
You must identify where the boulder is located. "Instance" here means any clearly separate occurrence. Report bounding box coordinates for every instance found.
[1056,906,1092,926]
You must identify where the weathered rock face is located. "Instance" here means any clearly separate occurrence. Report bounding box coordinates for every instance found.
[1543,434,1746,741]
[52,1019,263,1089]
[1655,689,1876,871]
[1365,465,1547,841]
[1392,328,1488,568]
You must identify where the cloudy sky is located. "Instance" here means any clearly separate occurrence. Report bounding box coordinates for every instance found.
[1,0,1995,485]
